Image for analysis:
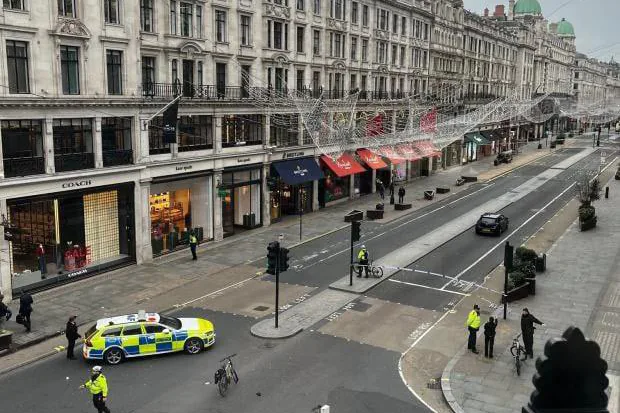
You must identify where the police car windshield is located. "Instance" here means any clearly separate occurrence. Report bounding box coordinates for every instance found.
[159,315,182,330]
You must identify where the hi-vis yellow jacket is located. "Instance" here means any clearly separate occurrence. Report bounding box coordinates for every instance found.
[466,310,481,329]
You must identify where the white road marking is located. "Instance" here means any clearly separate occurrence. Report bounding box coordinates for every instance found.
[388,279,469,296]
[174,276,255,307]
[303,254,319,261]
[439,181,577,290]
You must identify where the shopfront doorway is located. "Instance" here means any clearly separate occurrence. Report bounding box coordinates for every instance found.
[270,158,323,222]
[220,168,262,237]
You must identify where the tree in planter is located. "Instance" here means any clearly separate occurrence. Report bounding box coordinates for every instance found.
[576,174,601,231]
[507,271,527,291]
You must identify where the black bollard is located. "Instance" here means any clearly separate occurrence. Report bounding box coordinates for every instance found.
[605,186,609,199]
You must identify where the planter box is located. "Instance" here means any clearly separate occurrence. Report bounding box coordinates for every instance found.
[462,176,478,183]
[424,190,435,200]
[436,187,450,194]
[0,330,13,352]
[580,217,597,231]
[344,210,363,222]
[502,282,530,303]
[366,210,384,220]
[526,278,536,295]
[455,178,466,186]
[394,203,412,211]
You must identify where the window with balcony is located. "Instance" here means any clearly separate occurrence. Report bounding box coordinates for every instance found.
[104,0,120,24]
[180,2,192,36]
[241,65,251,97]
[269,21,287,50]
[6,40,29,94]
[216,62,226,97]
[240,15,251,46]
[350,37,357,60]
[140,0,153,32]
[178,115,213,151]
[296,26,304,53]
[3,0,24,10]
[141,56,155,94]
[362,4,368,26]
[215,10,227,42]
[106,50,123,95]
[329,32,344,58]
[222,114,264,147]
[58,0,76,17]
[53,118,94,172]
[170,1,177,34]
[270,114,299,147]
[1,120,44,177]
[351,2,357,23]
[171,59,178,82]
[101,117,133,167]
[313,29,320,55]
[60,45,79,95]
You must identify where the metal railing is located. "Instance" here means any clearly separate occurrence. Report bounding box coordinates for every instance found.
[102,149,133,167]
[54,153,94,172]
[3,156,45,178]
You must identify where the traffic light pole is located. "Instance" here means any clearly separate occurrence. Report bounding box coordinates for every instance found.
[299,186,303,242]
[275,242,280,329]
[349,224,354,286]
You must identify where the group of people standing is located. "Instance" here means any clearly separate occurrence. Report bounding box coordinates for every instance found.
[376,179,406,204]
[466,304,543,359]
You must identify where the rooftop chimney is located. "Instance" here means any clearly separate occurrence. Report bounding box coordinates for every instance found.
[484,7,489,17]
[493,4,505,17]
[549,22,558,34]
[508,0,515,18]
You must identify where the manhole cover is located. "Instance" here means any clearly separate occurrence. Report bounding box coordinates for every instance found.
[351,302,372,312]
[427,378,442,390]
[254,306,269,312]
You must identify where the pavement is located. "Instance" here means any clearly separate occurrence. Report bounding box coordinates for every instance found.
[400,159,620,413]
[0,142,551,374]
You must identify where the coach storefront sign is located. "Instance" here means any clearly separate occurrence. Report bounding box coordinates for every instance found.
[61,179,93,189]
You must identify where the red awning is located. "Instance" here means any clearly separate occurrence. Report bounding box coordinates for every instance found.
[320,153,367,177]
[412,141,442,157]
[356,149,388,170]
[396,144,422,161]
[376,146,405,165]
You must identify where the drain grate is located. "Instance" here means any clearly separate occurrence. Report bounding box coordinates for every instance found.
[253,305,270,312]
[427,378,442,390]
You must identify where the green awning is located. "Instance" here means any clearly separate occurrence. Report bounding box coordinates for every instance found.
[464,132,491,145]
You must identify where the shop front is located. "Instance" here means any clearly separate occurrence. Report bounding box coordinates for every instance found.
[318,153,366,207]
[464,132,491,162]
[6,183,135,293]
[219,166,262,237]
[442,140,463,168]
[356,149,388,194]
[376,146,405,183]
[412,141,441,176]
[270,157,324,222]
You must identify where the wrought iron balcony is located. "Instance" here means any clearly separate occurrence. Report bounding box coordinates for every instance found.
[102,149,133,167]
[463,93,499,104]
[3,156,45,178]
[54,153,94,172]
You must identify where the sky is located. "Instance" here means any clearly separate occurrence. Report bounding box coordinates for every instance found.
[463,0,619,62]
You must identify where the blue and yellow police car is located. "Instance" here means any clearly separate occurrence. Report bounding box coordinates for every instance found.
[83,311,215,365]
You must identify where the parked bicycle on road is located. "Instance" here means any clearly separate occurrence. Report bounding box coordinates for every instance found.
[215,354,239,396]
[510,334,528,376]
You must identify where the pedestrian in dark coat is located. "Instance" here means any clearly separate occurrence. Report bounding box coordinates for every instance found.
[378,185,385,200]
[521,308,543,358]
[66,315,81,360]
[398,187,406,204]
[18,291,33,332]
[389,181,395,196]
[483,316,498,358]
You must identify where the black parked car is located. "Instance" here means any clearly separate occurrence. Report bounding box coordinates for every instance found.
[475,213,509,236]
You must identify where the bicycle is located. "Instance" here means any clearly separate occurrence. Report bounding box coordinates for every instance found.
[352,260,383,278]
[509,334,528,376]
[215,353,239,396]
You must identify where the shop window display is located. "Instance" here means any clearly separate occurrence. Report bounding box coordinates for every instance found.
[321,170,350,203]
[220,169,262,237]
[150,190,192,255]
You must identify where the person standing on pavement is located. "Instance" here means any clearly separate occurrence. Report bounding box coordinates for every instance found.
[18,290,33,332]
[357,245,370,278]
[81,366,111,413]
[466,304,481,353]
[65,315,81,360]
[389,181,395,197]
[521,308,543,358]
[378,184,385,200]
[483,316,498,358]
[189,230,198,260]
[398,187,406,204]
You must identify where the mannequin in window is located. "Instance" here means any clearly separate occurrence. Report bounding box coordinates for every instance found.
[36,244,46,279]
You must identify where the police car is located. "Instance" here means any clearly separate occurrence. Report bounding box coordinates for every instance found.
[83,311,215,365]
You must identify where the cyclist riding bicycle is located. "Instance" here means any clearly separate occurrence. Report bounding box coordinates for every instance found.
[357,245,370,278]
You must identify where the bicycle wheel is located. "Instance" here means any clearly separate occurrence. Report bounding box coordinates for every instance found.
[510,345,517,357]
[372,266,383,278]
[218,376,229,396]
[515,357,521,376]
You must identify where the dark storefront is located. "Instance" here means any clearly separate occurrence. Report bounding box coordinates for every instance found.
[318,153,366,207]
[220,166,263,237]
[7,183,135,293]
[270,157,324,222]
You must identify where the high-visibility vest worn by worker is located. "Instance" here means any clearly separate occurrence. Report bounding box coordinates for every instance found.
[189,234,197,244]
[84,374,109,397]
[466,310,481,329]
[358,249,368,262]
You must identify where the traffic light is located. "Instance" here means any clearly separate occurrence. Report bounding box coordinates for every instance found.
[266,241,279,275]
[279,247,290,272]
[351,220,361,242]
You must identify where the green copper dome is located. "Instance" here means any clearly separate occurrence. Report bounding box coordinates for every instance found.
[513,0,542,15]
[556,18,575,37]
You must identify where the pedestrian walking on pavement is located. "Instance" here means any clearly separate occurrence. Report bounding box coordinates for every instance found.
[483,316,498,358]
[521,308,543,358]
[189,230,198,260]
[81,366,111,413]
[65,315,81,360]
[18,290,33,332]
[398,187,406,204]
[466,304,481,353]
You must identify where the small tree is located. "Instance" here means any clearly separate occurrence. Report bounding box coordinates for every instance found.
[576,173,600,230]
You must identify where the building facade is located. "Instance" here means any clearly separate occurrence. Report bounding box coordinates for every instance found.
[573,53,610,104]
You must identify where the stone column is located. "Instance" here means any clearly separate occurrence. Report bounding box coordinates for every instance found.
[312,157,320,211]
[44,118,55,174]
[264,113,271,146]
[136,180,153,264]
[0,198,11,300]
[212,169,224,241]
[262,162,271,227]
[371,168,377,193]
[132,115,141,164]
[0,127,4,179]
[94,117,103,168]
[139,116,151,164]
[214,115,223,154]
